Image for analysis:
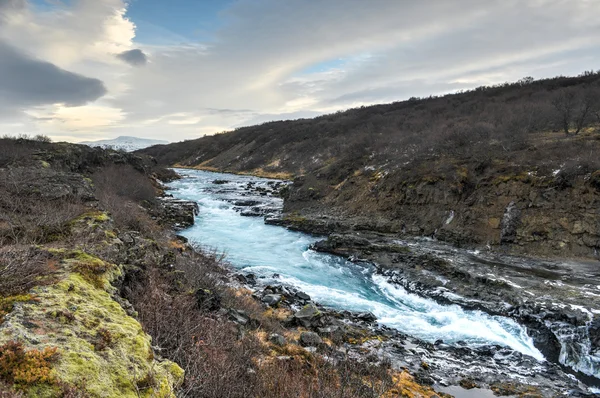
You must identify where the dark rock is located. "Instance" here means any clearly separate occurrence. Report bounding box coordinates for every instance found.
[294,304,322,328]
[295,291,311,301]
[236,273,257,286]
[233,200,261,207]
[356,312,377,323]
[269,333,286,346]
[159,198,199,229]
[196,288,221,312]
[212,179,229,184]
[262,294,282,307]
[299,332,322,347]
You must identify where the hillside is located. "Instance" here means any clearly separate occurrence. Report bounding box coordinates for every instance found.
[140,72,600,259]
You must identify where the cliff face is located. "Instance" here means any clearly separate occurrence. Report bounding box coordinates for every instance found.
[284,163,600,258]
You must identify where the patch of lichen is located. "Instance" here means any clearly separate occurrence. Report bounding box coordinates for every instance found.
[0,295,37,325]
[71,211,110,226]
[344,330,387,346]
[0,272,183,397]
[47,250,120,291]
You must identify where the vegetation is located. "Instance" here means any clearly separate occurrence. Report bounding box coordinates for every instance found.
[140,71,600,257]
[0,341,59,390]
[0,140,441,397]
[141,71,600,182]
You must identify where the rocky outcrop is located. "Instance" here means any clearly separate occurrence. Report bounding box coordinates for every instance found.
[283,170,600,259]
[240,281,591,397]
[0,214,184,397]
[157,198,199,229]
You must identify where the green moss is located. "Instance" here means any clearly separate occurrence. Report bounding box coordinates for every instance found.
[283,213,308,224]
[40,161,50,169]
[0,272,183,398]
[71,211,110,226]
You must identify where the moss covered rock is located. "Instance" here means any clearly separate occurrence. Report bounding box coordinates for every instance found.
[0,260,183,397]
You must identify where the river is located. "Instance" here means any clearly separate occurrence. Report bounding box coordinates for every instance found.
[167,169,544,361]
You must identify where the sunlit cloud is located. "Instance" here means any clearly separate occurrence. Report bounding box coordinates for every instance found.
[0,0,598,142]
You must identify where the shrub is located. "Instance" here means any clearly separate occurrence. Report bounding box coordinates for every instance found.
[91,165,160,234]
[0,342,59,390]
[0,247,51,298]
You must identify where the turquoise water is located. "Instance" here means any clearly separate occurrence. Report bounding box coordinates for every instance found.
[167,169,544,361]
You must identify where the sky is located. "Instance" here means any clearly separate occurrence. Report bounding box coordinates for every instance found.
[0,0,599,143]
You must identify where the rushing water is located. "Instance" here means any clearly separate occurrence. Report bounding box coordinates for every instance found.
[167,169,544,361]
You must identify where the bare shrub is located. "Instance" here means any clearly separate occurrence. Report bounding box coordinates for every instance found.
[0,169,87,245]
[92,165,156,205]
[91,165,159,233]
[0,247,52,297]
[128,266,263,398]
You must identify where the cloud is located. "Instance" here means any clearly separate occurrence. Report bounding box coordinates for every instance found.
[116,48,147,66]
[0,0,600,142]
[0,40,106,108]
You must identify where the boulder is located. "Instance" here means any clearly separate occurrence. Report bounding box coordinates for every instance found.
[159,198,199,229]
[195,289,221,312]
[299,332,322,347]
[269,334,286,346]
[295,291,311,301]
[262,294,282,307]
[356,312,377,323]
[294,304,322,328]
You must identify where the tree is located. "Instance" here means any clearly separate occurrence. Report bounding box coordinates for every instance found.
[552,88,594,136]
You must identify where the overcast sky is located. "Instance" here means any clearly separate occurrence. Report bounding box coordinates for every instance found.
[0,0,598,143]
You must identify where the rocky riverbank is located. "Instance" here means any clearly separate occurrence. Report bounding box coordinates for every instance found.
[183,171,599,396]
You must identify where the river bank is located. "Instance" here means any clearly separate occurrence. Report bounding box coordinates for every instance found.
[167,168,598,396]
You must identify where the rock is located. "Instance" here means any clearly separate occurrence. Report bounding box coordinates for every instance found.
[500,201,520,244]
[295,291,311,301]
[236,273,257,286]
[299,332,322,347]
[317,326,340,334]
[356,312,377,323]
[195,289,221,312]
[262,294,282,307]
[212,179,229,184]
[269,334,286,346]
[233,200,261,207]
[294,304,322,328]
[159,198,199,229]
[228,309,249,325]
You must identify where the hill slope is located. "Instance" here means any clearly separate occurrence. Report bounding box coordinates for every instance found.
[140,72,600,258]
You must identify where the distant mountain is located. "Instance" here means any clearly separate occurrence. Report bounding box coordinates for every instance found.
[80,136,168,152]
